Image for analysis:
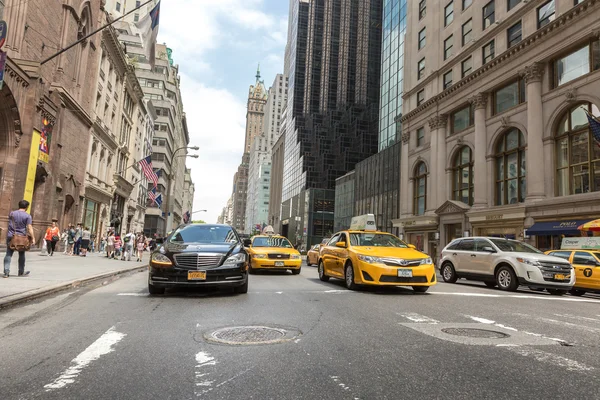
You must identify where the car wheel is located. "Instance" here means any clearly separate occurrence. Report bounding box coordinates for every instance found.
[291,268,301,275]
[570,288,586,296]
[248,261,256,275]
[307,257,313,267]
[148,283,165,295]
[484,281,496,288]
[234,278,248,294]
[345,263,358,290]
[547,289,567,296]
[412,286,429,293]
[441,263,458,283]
[318,260,329,282]
[496,266,518,292]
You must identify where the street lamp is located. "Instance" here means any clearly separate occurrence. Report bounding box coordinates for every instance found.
[164,146,199,234]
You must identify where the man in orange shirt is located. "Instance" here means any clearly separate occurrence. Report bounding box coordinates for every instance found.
[44,219,60,256]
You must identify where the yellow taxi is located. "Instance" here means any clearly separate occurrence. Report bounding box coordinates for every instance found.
[245,235,302,275]
[318,214,436,292]
[545,247,600,296]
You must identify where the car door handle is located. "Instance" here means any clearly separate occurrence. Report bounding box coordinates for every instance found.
[471,254,476,257]
[452,253,457,256]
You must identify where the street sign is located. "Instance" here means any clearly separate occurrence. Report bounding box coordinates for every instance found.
[0,21,7,49]
[0,50,7,91]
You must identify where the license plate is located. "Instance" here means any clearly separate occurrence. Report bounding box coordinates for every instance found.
[188,271,206,280]
[397,269,413,278]
[554,274,569,280]
[274,261,285,267]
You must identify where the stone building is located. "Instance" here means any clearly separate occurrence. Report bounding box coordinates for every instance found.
[396,0,600,262]
[0,0,104,244]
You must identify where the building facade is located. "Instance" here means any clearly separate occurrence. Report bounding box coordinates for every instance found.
[396,0,600,263]
[267,132,286,232]
[245,73,287,234]
[334,171,355,232]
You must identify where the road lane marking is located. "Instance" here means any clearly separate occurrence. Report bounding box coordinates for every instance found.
[44,326,126,391]
[554,313,600,324]
[398,312,439,324]
[505,347,594,372]
[195,351,217,397]
[117,293,148,296]
[465,315,569,344]
[532,317,600,334]
[433,292,600,303]
[330,376,360,399]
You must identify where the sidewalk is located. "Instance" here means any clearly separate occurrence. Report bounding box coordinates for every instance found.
[1,251,147,308]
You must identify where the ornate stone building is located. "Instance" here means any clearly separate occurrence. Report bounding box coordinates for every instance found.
[396,0,600,262]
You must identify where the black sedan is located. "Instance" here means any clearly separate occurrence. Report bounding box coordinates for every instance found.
[148,224,249,295]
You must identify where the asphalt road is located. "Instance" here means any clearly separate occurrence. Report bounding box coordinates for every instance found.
[2,263,600,400]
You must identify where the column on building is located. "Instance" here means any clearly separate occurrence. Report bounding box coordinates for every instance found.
[522,62,545,200]
[400,130,410,216]
[428,115,448,209]
[470,94,488,207]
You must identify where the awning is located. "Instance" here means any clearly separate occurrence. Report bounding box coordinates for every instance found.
[526,219,595,236]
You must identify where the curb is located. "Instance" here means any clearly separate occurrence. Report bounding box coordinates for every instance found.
[0,265,147,310]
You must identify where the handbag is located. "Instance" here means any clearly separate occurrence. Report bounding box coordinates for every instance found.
[52,235,60,242]
[8,212,31,251]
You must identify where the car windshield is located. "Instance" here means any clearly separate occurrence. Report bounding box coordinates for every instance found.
[489,238,542,254]
[252,236,293,248]
[349,233,408,248]
[169,225,238,244]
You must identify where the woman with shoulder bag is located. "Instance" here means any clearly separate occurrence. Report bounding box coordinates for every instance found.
[4,200,36,278]
[44,219,60,256]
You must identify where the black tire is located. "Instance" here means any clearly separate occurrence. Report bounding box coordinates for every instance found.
[318,260,329,282]
[547,288,567,296]
[484,281,496,288]
[412,286,429,293]
[570,288,586,296]
[248,262,256,275]
[234,278,248,294]
[344,262,358,290]
[441,263,458,283]
[291,268,301,275]
[496,266,518,292]
[148,283,165,295]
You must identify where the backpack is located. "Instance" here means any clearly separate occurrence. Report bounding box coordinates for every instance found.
[124,235,131,243]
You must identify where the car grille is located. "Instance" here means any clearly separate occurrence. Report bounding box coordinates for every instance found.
[538,261,572,274]
[382,258,423,267]
[174,253,224,270]
[267,253,290,260]
[379,276,428,283]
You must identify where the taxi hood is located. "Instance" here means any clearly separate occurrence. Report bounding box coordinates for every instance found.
[353,246,430,260]
[251,247,299,255]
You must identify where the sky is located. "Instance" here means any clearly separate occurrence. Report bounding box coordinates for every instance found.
[157,0,289,224]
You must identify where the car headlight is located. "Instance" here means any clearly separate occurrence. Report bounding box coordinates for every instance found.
[517,257,541,267]
[357,254,382,264]
[151,253,172,267]
[290,254,301,260]
[224,253,247,265]
[420,257,433,265]
[252,254,267,259]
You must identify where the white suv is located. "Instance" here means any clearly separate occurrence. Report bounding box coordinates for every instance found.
[439,237,574,295]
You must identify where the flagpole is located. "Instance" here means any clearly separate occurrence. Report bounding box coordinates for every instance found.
[40,0,155,65]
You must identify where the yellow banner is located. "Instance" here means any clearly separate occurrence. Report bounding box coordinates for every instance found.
[23,130,41,213]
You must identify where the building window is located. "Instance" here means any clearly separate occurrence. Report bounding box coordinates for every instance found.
[508,0,521,11]
[443,70,453,89]
[493,78,526,115]
[463,0,472,10]
[418,58,425,80]
[482,40,495,64]
[538,1,555,29]
[419,0,426,20]
[134,14,139,22]
[417,127,425,147]
[507,21,522,47]
[116,2,121,12]
[444,35,454,60]
[461,56,472,77]
[451,104,474,133]
[414,162,427,215]
[417,90,425,106]
[556,102,600,196]
[462,19,473,46]
[574,0,584,4]
[495,128,526,205]
[482,1,495,29]
[418,27,427,50]
[553,40,600,88]
[453,146,474,205]
[445,2,454,26]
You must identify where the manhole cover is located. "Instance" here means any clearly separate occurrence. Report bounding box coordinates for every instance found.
[441,328,509,339]
[205,326,300,345]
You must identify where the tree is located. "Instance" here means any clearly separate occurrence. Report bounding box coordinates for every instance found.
[192,220,206,224]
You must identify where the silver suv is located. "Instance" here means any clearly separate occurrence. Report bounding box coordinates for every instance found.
[439,237,574,295]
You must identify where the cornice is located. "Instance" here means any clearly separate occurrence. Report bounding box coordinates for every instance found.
[50,84,94,127]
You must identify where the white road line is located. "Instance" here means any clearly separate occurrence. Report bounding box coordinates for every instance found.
[434,292,600,303]
[467,316,495,324]
[533,317,600,334]
[505,347,594,372]
[398,313,439,324]
[466,315,569,343]
[44,326,126,391]
[330,376,359,398]
[117,293,148,296]
[554,313,600,323]
[195,351,217,397]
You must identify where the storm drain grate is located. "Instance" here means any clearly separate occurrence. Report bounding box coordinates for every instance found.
[441,328,510,339]
[205,326,299,345]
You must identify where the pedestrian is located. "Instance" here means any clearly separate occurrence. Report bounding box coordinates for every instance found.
[44,219,60,256]
[136,232,146,262]
[73,223,82,256]
[67,225,76,255]
[100,235,106,253]
[106,231,115,258]
[3,200,36,278]
[80,226,91,257]
[90,232,96,253]
[123,230,135,261]
[61,229,69,254]
[114,234,122,259]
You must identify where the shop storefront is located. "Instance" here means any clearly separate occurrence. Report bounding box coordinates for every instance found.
[527,218,595,252]
[393,215,439,263]
[436,200,470,249]
[467,206,527,241]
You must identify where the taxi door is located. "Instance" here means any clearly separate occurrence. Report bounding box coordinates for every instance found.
[332,233,350,277]
[571,251,600,290]
[321,234,341,277]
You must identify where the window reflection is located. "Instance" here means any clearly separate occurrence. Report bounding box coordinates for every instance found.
[495,129,526,205]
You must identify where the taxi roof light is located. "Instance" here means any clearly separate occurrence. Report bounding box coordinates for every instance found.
[349,214,377,232]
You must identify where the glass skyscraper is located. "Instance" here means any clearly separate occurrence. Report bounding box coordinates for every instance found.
[378,0,407,150]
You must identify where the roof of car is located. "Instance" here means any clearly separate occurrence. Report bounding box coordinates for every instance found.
[252,235,287,238]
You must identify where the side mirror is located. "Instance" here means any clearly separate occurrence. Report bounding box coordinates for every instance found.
[335,241,347,248]
[243,239,252,247]
[408,244,416,249]
[482,246,496,253]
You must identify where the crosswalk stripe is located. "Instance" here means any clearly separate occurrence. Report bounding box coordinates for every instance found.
[397,312,439,323]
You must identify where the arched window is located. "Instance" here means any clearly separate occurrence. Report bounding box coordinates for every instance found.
[414,162,427,215]
[556,102,600,196]
[452,146,473,205]
[495,128,526,205]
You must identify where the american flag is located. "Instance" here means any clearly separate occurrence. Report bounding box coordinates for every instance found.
[584,108,600,149]
[138,155,158,187]
[148,187,157,205]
